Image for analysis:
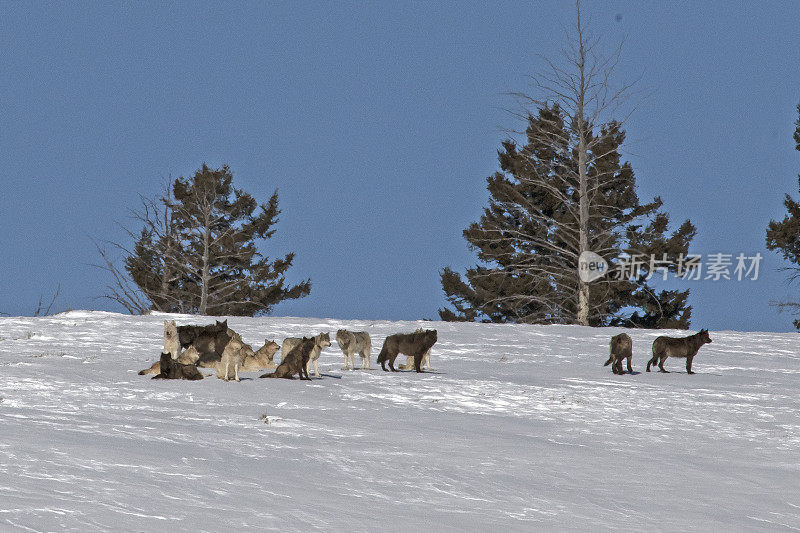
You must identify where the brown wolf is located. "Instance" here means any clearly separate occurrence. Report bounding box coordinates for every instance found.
[646,329,712,374]
[282,333,331,378]
[260,337,314,380]
[604,333,633,374]
[152,351,204,380]
[336,329,371,370]
[377,330,438,372]
[398,328,433,371]
[241,340,280,372]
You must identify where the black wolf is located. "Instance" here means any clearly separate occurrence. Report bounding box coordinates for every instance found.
[377,330,438,372]
[260,337,314,380]
[152,351,204,380]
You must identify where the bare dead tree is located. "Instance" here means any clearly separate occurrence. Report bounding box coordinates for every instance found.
[504,1,638,325]
[441,0,695,328]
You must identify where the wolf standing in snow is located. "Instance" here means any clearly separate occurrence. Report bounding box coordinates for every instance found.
[604,333,633,374]
[377,329,438,373]
[261,337,314,380]
[646,329,712,374]
[398,328,434,371]
[281,333,331,378]
[336,329,371,370]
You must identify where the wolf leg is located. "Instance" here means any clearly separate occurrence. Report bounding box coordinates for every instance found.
[423,351,432,371]
[414,353,423,373]
[313,358,320,378]
[686,356,695,374]
[626,355,633,373]
[235,362,240,382]
[658,356,669,373]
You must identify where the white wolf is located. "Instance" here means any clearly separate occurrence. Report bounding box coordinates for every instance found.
[335,329,371,370]
[398,328,433,371]
[282,332,331,378]
[164,320,180,359]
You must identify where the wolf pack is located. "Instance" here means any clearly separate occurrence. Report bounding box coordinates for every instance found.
[138,318,715,382]
[139,320,439,381]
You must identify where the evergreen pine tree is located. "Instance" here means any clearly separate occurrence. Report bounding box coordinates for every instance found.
[765,104,800,328]
[124,164,311,316]
[440,107,695,327]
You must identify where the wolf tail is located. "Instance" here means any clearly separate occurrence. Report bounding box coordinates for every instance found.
[603,356,612,367]
[260,372,277,378]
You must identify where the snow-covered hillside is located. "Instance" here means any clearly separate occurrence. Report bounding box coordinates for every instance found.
[0,311,798,531]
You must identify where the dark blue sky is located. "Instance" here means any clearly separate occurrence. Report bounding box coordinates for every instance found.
[1,1,799,331]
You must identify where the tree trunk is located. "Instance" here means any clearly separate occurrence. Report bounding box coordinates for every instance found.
[199,217,211,315]
[576,1,590,326]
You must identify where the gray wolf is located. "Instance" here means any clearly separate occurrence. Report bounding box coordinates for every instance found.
[282,333,331,378]
[260,337,314,380]
[336,329,371,370]
[646,329,712,374]
[377,330,438,372]
[604,333,633,374]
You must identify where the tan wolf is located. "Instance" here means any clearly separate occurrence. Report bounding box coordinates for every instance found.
[335,329,371,370]
[241,340,280,372]
[282,333,331,378]
[377,330,438,373]
[646,329,712,374]
[604,333,633,374]
[216,332,247,381]
[398,328,433,371]
[260,337,314,380]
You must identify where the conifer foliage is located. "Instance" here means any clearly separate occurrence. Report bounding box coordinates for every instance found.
[765,104,800,328]
[439,5,695,327]
[114,164,310,316]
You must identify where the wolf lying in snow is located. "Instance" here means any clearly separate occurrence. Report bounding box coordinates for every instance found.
[240,340,280,372]
[377,329,438,373]
[282,333,331,378]
[604,333,633,374]
[260,337,314,380]
[335,329,371,370]
[646,329,712,374]
[152,350,203,380]
[398,328,433,371]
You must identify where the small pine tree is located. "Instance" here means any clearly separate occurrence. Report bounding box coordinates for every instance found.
[124,164,311,316]
[765,104,800,328]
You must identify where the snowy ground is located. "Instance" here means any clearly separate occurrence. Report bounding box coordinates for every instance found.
[0,311,798,532]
